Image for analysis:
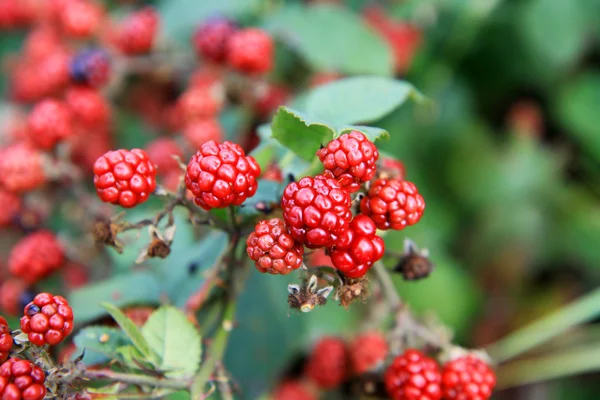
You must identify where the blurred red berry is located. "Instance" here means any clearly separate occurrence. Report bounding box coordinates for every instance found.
[60,0,103,38]
[305,337,348,389]
[261,163,283,183]
[27,99,73,150]
[317,131,379,193]
[0,357,47,400]
[349,332,388,375]
[507,100,543,137]
[184,140,260,210]
[330,215,384,278]
[188,67,223,90]
[441,355,496,400]
[0,189,21,227]
[179,86,224,122]
[0,0,34,30]
[23,27,61,61]
[145,138,183,175]
[307,248,335,268]
[183,118,224,150]
[66,86,111,128]
[93,148,157,208]
[360,179,425,230]
[281,174,352,249]
[61,263,89,290]
[0,280,28,316]
[122,306,155,326]
[21,293,74,346]
[193,17,237,63]
[116,7,159,55]
[0,317,12,363]
[246,218,304,275]
[9,231,64,284]
[379,157,406,180]
[226,28,273,75]
[385,349,442,400]
[69,127,113,172]
[254,83,290,118]
[69,48,111,88]
[0,143,46,194]
[272,380,316,400]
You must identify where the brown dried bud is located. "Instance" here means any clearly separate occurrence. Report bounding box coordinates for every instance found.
[394,239,434,281]
[336,275,369,309]
[147,238,171,259]
[288,275,333,313]
[92,218,122,252]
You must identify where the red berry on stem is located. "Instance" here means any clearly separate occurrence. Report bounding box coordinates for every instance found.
[0,143,45,193]
[184,140,260,210]
[317,131,379,193]
[0,358,46,400]
[441,355,496,400]
[330,215,384,278]
[360,179,425,230]
[305,337,348,389]
[93,149,157,208]
[384,349,442,400]
[193,17,237,63]
[349,332,388,375]
[8,231,65,284]
[27,99,73,150]
[66,86,110,128]
[272,380,316,400]
[20,293,74,346]
[183,118,224,149]
[281,174,352,249]
[246,218,304,275]
[226,28,273,75]
[0,317,12,363]
[116,7,159,55]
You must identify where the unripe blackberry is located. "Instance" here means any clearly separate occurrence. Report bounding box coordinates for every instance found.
[145,138,183,175]
[20,293,74,346]
[8,231,65,284]
[69,48,111,87]
[60,0,103,38]
[0,143,45,194]
[66,86,111,128]
[349,332,388,375]
[192,17,237,63]
[226,28,273,75]
[360,179,425,230]
[116,7,159,55]
[0,189,21,227]
[272,380,316,400]
[0,280,28,317]
[385,349,442,400]
[246,218,304,275]
[178,86,224,122]
[441,355,496,400]
[305,337,348,389]
[0,317,12,363]
[27,99,73,150]
[183,118,224,149]
[0,357,47,400]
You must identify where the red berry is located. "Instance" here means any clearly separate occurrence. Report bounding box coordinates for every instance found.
[20,293,74,346]
[179,86,224,122]
[379,157,406,180]
[0,317,12,363]
[307,248,335,269]
[145,138,183,175]
[192,17,237,63]
[9,231,64,284]
[66,86,110,128]
[261,163,283,183]
[23,27,61,61]
[281,174,352,249]
[360,179,425,230]
[184,140,260,210]
[226,28,273,75]
[60,0,103,38]
[384,349,442,400]
[0,0,34,30]
[27,99,73,150]
[0,280,28,316]
[330,215,384,278]
[183,118,224,149]
[272,380,316,400]
[246,218,304,275]
[93,148,157,208]
[69,127,113,173]
[0,357,46,400]
[317,131,379,192]
[69,48,112,88]
[305,337,348,389]
[349,332,388,375]
[0,143,45,193]
[116,7,159,55]
[0,189,21,227]
[441,356,496,400]
[61,263,89,290]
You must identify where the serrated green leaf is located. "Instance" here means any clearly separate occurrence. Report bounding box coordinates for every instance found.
[271,107,335,161]
[142,306,202,378]
[306,76,425,124]
[69,272,162,324]
[102,303,157,364]
[73,326,131,366]
[264,4,393,76]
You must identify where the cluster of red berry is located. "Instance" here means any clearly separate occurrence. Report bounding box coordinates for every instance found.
[273,334,496,400]
[247,131,425,277]
[0,293,74,399]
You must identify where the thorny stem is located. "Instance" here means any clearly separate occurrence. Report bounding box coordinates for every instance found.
[82,370,190,390]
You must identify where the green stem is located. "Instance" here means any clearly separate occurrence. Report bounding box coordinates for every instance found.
[485,286,600,363]
[496,343,600,390]
[83,370,189,390]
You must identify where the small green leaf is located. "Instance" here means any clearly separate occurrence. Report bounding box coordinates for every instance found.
[69,272,162,324]
[102,303,157,364]
[115,345,154,370]
[338,125,390,142]
[142,306,202,378]
[306,76,425,124]
[73,326,131,366]
[271,106,335,161]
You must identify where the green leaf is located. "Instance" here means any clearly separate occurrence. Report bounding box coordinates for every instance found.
[271,106,335,161]
[102,303,157,364]
[264,4,393,76]
[69,271,162,324]
[556,73,600,161]
[142,306,202,378]
[158,0,261,45]
[306,76,425,124]
[115,345,154,370]
[73,326,131,366]
[338,125,390,142]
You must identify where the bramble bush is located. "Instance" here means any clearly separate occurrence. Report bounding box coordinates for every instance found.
[0,0,599,399]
